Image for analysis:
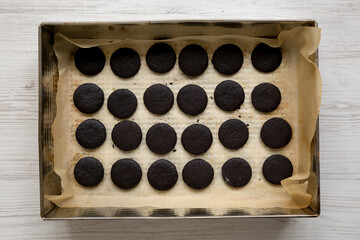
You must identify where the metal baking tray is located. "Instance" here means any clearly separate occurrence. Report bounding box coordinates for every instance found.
[39,20,320,219]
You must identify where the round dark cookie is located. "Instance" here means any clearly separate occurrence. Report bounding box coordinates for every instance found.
[214,80,245,111]
[74,47,105,76]
[218,119,249,149]
[75,119,106,149]
[177,84,208,116]
[146,123,177,154]
[146,43,176,73]
[262,154,293,185]
[179,44,208,77]
[110,48,140,78]
[143,84,174,115]
[212,44,243,75]
[112,120,142,151]
[74,157,104,187]
[107,89,137,118]
[147,159,178,191]
[261,118,292,149]
[182,159,214,190]
[251,83,281,112]
[251,43,282,73]
[222,158,252,188]
[111,158,142,189]
[73,83,104,114]
[181,124,213,155]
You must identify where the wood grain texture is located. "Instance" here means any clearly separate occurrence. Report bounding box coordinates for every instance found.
[0,0,360,239]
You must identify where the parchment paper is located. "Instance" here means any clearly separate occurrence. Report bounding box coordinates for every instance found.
[46,26,321,210]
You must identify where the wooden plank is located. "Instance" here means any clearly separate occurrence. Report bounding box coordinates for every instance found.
[0,0,360,239]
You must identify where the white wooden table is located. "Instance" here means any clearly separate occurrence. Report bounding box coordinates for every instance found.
[1,0,360,239]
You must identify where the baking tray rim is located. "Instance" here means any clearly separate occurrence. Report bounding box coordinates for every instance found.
[39,20,320,219]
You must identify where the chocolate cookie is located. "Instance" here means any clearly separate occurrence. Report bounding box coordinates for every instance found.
[112,120,142,151]
[73,83,104,114]
[179,44,208,77]
[147,159,178,191]
[111,158,142,189]
[218,119,249,149]
[251,83,281,112]
[182,159,214,190]
[222,158,252,188]
[74,47,105,76]
[75,119,106,149]
[212,44,243,75]
[143,84,174,115]
[261,118,292,149]
[110,48,140,78]
[177,84,208,116]
[146,43,176,73]
[146,123,177,154]
[107,89,137,118]
[262,154,293,185]
[251,43,282,73]
[214,80,245,111]
[74,157,104,187]
[181,124,213,155]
